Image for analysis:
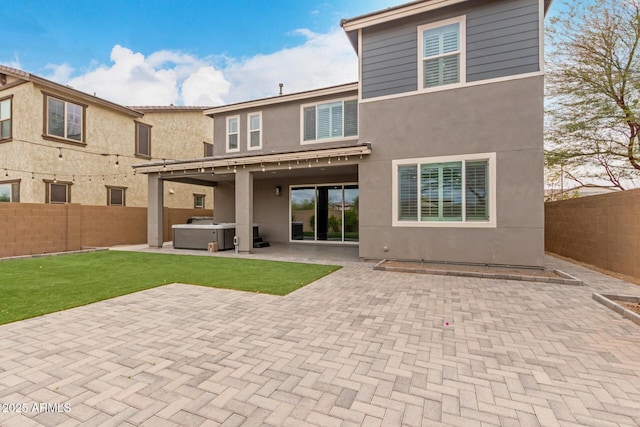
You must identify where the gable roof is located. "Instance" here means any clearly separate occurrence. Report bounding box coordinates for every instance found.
[0,64,143,118]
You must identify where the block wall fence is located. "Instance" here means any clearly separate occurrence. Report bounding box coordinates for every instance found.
[545,189,640,279]
[0,203,208,258]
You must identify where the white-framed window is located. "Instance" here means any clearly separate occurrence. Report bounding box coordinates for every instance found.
[418,16,466,90]
[227,115,240,152]
[0,96,12,141]
[44,94,85,143]
[248,112,262,150]
[392,152,496,227]
[107,186,126,206]
[135,122,151,158]
[194,194,205,209]
[301,98,358,144]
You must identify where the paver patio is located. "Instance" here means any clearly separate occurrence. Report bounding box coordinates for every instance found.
[1,251,639,426]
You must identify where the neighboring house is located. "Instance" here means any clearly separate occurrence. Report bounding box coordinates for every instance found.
[0,65,213,209]
[135,0,550,267]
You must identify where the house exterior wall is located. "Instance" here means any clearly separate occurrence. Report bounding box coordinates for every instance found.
[212,171,359,244]
[0,78,213,209]
[357,75,544,266]
[139,110,214,209]
[361,0,540,99]
[212,89,359,157]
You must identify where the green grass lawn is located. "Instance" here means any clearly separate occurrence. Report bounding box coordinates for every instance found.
[0,251,340,325]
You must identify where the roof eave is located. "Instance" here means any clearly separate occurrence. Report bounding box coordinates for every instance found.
[30,75,144,118]
[204,82,359,116]
[341,0,468,31]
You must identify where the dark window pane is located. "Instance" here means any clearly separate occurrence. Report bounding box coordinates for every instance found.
[48,98,65,138]
[465,160,489,220]
[50,183,67,203]
[110,188,123,206]
[344,100,358,137]
[303,106,316,141]
[204,143,214,157]
[398,165,418,220]
[137,124,150,156]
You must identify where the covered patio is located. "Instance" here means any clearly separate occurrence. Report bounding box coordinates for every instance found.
[133,142,371,255]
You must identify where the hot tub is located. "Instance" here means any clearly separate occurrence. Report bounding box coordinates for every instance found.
[172,222,258,250]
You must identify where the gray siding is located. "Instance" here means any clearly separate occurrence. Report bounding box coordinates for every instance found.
[360,0,540,99]
[361,26,418,100]
[467,0,540,82]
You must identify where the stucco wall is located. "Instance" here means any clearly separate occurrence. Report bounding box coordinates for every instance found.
[212,89,359,157]
[357,75,544,266]
[545,189,640,279]
[0,202,206,258]
[0,81,213,209]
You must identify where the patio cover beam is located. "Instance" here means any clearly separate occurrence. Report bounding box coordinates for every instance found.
[132,144,372,175]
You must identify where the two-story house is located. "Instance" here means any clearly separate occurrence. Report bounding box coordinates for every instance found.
[135,0,550,267]
[0,65,213,209]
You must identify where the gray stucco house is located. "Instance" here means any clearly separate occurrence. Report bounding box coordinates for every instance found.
[135,0,551,267]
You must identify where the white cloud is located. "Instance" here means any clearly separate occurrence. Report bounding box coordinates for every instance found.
[181,66,230,106]
[223,28,358,103]
[42,27,357,107]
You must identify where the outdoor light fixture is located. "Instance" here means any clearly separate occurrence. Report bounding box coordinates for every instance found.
[115,155,120,167]
[58,148,63,160]
[275,185,282,196]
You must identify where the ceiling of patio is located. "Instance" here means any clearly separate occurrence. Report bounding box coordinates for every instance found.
[159,163,358,186]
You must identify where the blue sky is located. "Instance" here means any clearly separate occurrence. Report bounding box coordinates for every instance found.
[0,0,400,106]
[1,1,566,107]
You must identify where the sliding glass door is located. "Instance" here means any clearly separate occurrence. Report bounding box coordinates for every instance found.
[290,184,358,243]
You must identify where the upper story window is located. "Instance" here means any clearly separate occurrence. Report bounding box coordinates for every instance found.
[393,153,495,228]
[302,98,358,144]
[44,94,85,144]
[204,142,214,157]
[0,96,12,141]
[135,122,151,158]
[418,16,466,90]
[227,116,239,152]
[248,112,262,150]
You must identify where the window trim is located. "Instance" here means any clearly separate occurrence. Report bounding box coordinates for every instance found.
[0,179,20,202]
[247,111,262,151]
[106,186,127,207]
[392,152,496,228]
[44,179,72,204]
[0,95,13,142]
[417,15,466,93]
[42,92,87,146]
[135,121,152,159]
[300,96,358,145]
[193,194,205,209]
[226,115,240,153]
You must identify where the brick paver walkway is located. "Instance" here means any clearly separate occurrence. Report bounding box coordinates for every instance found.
[1,254,639,426]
